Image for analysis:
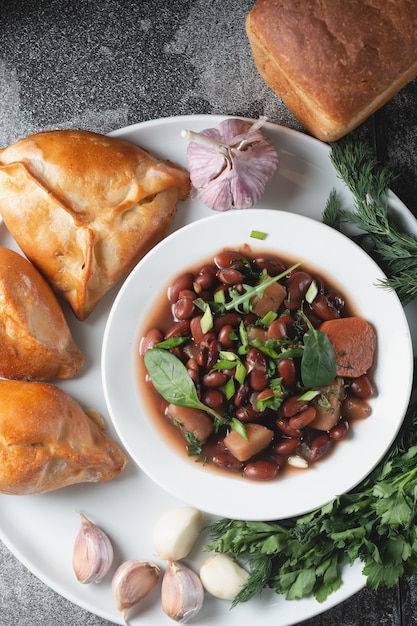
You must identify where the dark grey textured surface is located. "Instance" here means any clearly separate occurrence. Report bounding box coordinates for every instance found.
[0,1,416,625]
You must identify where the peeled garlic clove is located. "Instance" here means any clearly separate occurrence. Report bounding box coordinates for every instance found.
[200,553,249,600]
[72,510,113,584]
[182,117,278,211]
[161,561,204,623]
[112,559,160,621]
[152,506,203,562]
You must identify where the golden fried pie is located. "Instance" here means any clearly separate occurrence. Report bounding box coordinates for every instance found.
[0,129,190,320]
[0,246,83,380]
[0,380,127,495]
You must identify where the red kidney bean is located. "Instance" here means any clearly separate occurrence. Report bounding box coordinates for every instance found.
[139,328,163,355]
[186,357,199,372]
[273,438,301,456]
[173,297,195,320]
[199,263,218,276]
[193,272,218,293]
[301,307,322,329]
[197,343,208,367]
[218,324,235,348]
[178,289,196,299]
[217,268,245,285]
[186,358,200,383]
[212,454,244,473]
[202,371,228,388]
[223,366,236,379]
[214,250,248,270]
[277,358,296,387]
[246,348,269,391]
[275,417,303,438]
[201,389,224,410]
[267,315,294,340]
[235,405,261,422]
[252,255,286,276]
[164,320,190,339]
[281,395,310,418]
[327,289,345,311]
[244,460,279,480]
[243,312,258,326]
[198,290,213,302]
[187,366,200,385]
[168,272,195,302]
[284,271,313,310]
[190,315,206,344]
[249,367,268,391]
[310,293,340,321]
[255,388,274,403]
[214,312,242,331]
[289,406,317,430]
[234,381,250,407]
[329,419,349,440]
[350,374,374,398]
[234,283,245,294]
[206,339,220,370]
[307,434,332,462]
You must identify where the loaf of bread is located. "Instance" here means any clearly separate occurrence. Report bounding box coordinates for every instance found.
[0,130,190,320]
[246,0,417,141]
[0,380,127,495]
[0,246,83,380]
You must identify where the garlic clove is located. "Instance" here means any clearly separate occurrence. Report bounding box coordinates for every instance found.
[112,559,160,622]
[72,510,114,584]
[161,560,204,623]
[200,553,249,600]
[182,117,278,211]
[152,506,203,562]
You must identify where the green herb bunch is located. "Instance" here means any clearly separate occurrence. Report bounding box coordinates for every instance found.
[323,139,417,305]
[206,400,417,605]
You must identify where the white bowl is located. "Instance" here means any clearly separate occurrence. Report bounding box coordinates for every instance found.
[102,209,413,521]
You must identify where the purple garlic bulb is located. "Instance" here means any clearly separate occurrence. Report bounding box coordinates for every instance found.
[182,117,279,211]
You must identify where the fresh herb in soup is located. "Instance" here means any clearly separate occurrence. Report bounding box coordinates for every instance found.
[140,248,376,481]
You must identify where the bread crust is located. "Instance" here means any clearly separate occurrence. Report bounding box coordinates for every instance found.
[246,0,417,141]
[0,380,127,495]
[0,246,83,380]
[0,130,190,319]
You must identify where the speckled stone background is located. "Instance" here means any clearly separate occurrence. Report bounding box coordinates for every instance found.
[0,1,416,625]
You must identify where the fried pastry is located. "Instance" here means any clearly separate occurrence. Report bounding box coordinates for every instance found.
[0,129,190,320]
[0,380,127,495]
[0,246,83,380]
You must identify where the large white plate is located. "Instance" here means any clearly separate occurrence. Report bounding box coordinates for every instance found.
[0,115,416,626]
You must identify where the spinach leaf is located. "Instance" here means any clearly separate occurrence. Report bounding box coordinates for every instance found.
[144,347,211,411]
[301,326,337,388]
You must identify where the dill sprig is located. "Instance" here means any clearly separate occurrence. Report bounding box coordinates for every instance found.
[323,139,417,305]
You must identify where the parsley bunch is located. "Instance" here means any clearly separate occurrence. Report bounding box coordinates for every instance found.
[206,401,417,605]
[323,139,417,305]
